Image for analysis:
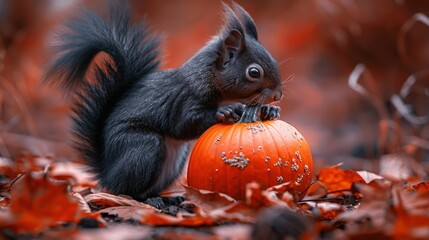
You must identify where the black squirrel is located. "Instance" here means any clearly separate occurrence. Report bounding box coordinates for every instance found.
[45,2,283,207]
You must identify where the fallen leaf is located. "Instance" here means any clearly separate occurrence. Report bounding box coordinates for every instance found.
[184,185,236,211]
[393,186,429,217]
[0,157,18,179]
[306,201,345,221]
[317,165,366,192]
[48,161,96,188]
[393,187,429,239]
[99,206,154,222]
[84,192,158,211]
[379,154,414,181]
[142,210,216,226]
[356,171,384,183]
[245,182,264,208]
[72,192,92,213]
[407,182,429,193]
[335,183,393,236]
[0,171,80,233]
[15,156,51,173]
[99,205,217,227]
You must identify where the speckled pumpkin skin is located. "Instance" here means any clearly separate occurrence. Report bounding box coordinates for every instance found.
[187,120,313,200]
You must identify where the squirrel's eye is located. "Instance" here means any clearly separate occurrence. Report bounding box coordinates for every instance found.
[246,63,264,82]
[248,67,260,78]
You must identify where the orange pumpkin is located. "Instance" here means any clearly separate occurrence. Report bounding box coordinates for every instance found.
[187,105,313,200]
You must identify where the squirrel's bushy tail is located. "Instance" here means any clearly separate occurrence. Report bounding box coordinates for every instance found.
[45,4,160,173]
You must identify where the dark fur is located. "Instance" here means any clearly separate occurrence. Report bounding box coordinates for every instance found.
[45,2,282,202]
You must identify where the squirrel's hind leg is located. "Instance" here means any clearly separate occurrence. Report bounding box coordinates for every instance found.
[100,129,166,200]
[140,138,190,209]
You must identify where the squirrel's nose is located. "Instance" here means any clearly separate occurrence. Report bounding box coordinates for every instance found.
[272,90,283,102]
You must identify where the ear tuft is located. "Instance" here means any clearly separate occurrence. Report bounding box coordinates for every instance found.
[221,2,245,39]
[231,2,258,40]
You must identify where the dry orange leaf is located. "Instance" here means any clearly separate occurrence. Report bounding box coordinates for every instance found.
[317,165,366,192]
[0,171,79,233]
[407,182,429,193]
[184,185,236,211]
[84,192,158,211]
[393,188,429,239]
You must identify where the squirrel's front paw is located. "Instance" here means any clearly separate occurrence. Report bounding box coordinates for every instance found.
[216,103,245,123]
[261,105,281,120]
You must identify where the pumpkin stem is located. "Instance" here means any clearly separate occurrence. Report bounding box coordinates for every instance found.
[239,104,262,123]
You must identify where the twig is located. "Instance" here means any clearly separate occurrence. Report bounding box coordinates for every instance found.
[391,70,429,126]
[348,64,392,156]
[398,13,429,66]
[391,95,428,125]
[7,173,25,190]
[348,64,368,96]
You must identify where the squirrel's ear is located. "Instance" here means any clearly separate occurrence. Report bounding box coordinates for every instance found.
[231,2,258,40]
[224,29,244,51]
[222,29,244,65]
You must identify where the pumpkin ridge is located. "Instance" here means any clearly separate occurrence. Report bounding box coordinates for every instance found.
[211,125,220,193]
[266,122,286,185]
[270,122,295,183]
[208,125,223,191]
[265,121,284,184]
[246,123,259,192]
[248,122,259,192]
[224,122,236,197]
[238,122,245,197]
[187,126,204,188]
[253,122,269,191]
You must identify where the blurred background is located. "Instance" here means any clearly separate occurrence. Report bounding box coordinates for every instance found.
[0,0,428,172]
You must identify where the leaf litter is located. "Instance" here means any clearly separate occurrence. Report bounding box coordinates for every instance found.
[0,155,428,239]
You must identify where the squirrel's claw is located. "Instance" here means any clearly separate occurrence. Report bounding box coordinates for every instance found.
[261,105,280,120]
[216,103,245,123]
